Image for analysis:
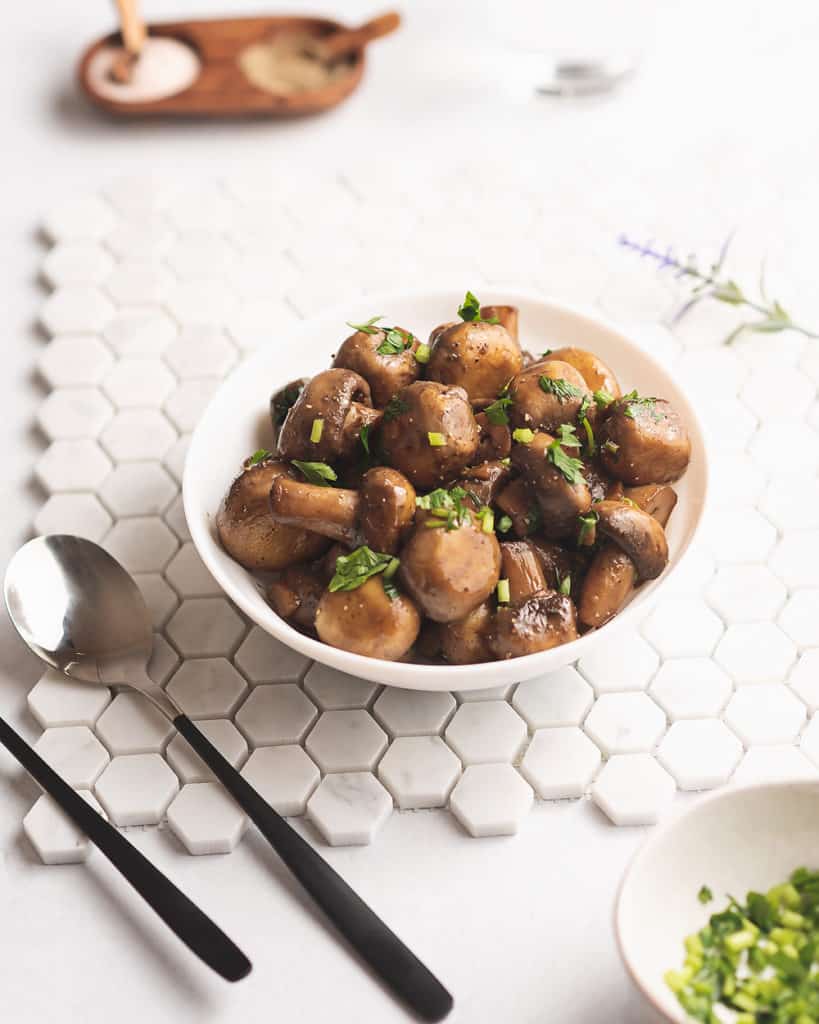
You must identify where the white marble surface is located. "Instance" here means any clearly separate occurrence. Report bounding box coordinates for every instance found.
[2,0,819,1021]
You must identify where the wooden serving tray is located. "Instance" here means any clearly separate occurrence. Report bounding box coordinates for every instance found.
[78,15,366,118]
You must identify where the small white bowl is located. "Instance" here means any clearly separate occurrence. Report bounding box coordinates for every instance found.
[184,288,708,692]
[616,781,819,1022]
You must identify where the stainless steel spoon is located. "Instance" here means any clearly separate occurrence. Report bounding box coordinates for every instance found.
[5,534,452,1024]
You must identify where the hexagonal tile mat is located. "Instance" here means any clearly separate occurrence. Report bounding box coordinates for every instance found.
[22,175,819,862]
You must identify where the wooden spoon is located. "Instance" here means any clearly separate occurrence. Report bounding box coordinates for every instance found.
[110,0,147,84]
[303,11,401,63]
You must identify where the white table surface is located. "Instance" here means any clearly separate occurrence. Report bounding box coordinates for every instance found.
[1,1,817,1020]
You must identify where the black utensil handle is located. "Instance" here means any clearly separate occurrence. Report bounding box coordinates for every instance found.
[0,716,251,983]
[175,713,453,1022]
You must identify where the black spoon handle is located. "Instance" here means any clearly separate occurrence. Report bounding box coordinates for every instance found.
[0,716,251,983]
[175,713,453,1022]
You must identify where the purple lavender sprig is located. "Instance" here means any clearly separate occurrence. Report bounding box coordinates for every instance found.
[618,234,817,344]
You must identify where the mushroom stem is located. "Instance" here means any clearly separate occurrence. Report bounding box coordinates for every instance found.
[270,476,360,545]
[499,541,548,604]
[480,305,518,343]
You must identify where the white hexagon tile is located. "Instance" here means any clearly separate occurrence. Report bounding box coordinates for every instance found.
[21,175,819,862]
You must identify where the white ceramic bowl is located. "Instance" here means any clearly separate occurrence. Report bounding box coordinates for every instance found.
[617,781,819,1022]
[184,288,708,691]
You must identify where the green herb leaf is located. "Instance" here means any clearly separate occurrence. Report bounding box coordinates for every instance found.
[593,388,615,408]
[376,327,414,356]
[457,290,500,324]
[555,423,581,448]
[329,546,398,593]
[697,885,713,905]
[383,395,409,422]
[541,349,552,358]
[603,439,620,455]
[577,511,598,546]
[497,514,513,534]
[539,375,583,402]
[558,574,571,596]
[414,343,431,364]
[416,485,475,531]
[359,423,371,455]
[484,393,513,426]
[248,448,273,466]
[547,440,585,485]
[512,427,534,444]
[712,280,745,305]
[346,315,384,335]
[291,460,338,486]
[621,390,662,421]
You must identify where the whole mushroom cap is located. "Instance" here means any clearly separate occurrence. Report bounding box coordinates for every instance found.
[426,320,522,407]
[332,326,420,408]
[277,368,375,462]
[547,347,621,398]
[380,380,480,490]
[315,576,421,661]
[599,396,691,485]
[490,591,578,659]
[508,360,590,433]
[594,499,669,580]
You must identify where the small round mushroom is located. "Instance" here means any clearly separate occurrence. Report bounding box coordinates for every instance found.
[624,483,678,526]
[439,601,494,664]
[267,562,327,632]
[426,321,522,406]
[508,359,590,433]
[332,324,421,408]
[315,576,421,661]
[480,304,518,343]
[594,499,669,580]
[490,591,578,659]
[474,411,512,461]
[277,368,382,463]
[599,395,691,484]
[511,431,592,539]
[270,378,308,442]
[577,544,636,629]
[269,466,416,554]
[399,517,501,623]
[379,381,480,490]
[547,347,621,398]
[217,457,330,571]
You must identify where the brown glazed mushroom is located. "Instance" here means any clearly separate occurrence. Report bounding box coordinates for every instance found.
[315,576,421,660]
[451,459,513,508]
[332,324,421,408]
[495,477,539,538]
[548,347,621,398]
[474,411,512,461]
[277,368,382,463]
[624,483,678,526]
[269,467,416,553]
[508,359,590,433]
[529,538,575,591]
[217,457,329,571]
[426,320,522,406]
[594,499,668,580]
[490,542,577,659]
[267,562,327,631]
[511,431,592,539]
[599,395,691,484]
[399,517,501,622]
[379,381,480,490]
[438,600,494,664]
[480,304,518,343]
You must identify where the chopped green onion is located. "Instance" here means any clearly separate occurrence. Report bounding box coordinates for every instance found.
[496,579,510,604]
[512,427,535,444]
[291,460,337,486]
[310,418,324,443]
[603,440,620,455]
[248,448,273,466]
[558,575,571,596]
[480,508,495,534]
[424,518,447,528]
[497,514,513,534]
[414,343,431,364]
[427,432,446,447]
[383,556,400,579]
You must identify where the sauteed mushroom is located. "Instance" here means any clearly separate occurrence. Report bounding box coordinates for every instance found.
[599,394,690,485]
[277,368,381,463]
[266,562,327,632]
[217,456,329,571]
[480,304,518,343]
[548,347,620,398]
[438,601,494,664]
[426,320,522,406]
[508,360,590,433]
[270,378,307,442]
[332,322,421,407]
[315,576,421,660]
[511,430,592,539]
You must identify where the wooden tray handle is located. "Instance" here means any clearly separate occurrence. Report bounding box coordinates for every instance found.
[312,11,401,62]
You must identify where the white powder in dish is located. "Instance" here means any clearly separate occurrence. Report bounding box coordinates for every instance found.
[87,36,201,103]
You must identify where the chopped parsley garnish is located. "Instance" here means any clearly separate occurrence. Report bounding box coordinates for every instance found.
[558,575,572,596]
[593,388,615,408]
[555,423,581,448]
[497,514,513,534]
[539,375,583,402]
[416,486,476,531]
[457,290,500,325]
[484,392,513,426]
[291,460,337,486]
[577,511,598,546]
[698,885,713,905]
[512,427,535,444]
[346,315,384,335]
[577,395,596,455]
[359,423,371,455]
[329,546,399,594]
[541,349,552,358]
[547,440,586,485]
[248,448,273,466]
[383,395,409,422]
[622,389,662,420]
[376,327,415,356]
